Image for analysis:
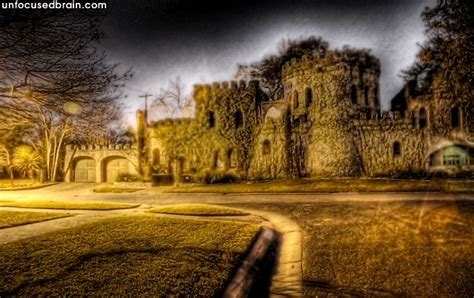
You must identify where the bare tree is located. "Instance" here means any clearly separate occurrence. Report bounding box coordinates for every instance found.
[0,125,25,186]
[0,10,131,181]
[150,77,193,119]
[0,9,131,130]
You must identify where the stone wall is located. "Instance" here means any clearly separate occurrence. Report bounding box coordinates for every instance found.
[354,112,427,177]
[146,80,263,179]
[249,105,289,179]
[64,143,138,183]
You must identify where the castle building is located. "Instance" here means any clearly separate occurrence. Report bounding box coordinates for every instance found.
[64,49,473,183]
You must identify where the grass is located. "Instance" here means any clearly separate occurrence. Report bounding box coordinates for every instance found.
[149,204,248,216]
[93,187,142,193]
[170,178,474,193]
[0,179,41,189]
[0,210,71,229]
[0,200,139,210]
[232,200,474,296]
[0,215,259,296]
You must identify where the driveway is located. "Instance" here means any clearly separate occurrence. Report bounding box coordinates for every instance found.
[1,183,472,205]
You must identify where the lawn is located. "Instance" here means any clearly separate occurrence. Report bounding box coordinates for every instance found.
[93,186,142,193]
[149,204,248,216]
[0,179,40,189]
[231,200,474,296]
[0,200,139,210]
[170,178,474,193]
[0,210,71,229]
[0,215,259,296]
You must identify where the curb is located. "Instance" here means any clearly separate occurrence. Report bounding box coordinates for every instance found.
[224,227,280,298]
[0,183,58,191]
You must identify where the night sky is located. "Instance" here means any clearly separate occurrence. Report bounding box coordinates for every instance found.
[101,0,436,123]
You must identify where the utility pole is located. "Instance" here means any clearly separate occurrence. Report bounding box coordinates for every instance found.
[138,93,153,182]
[139,93,153,119]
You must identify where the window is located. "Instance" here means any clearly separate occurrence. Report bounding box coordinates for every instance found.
[412,110,418,127]
[234,110,243,128]
[305,87,313,107]
[152,149,160,169]
[419,108,428,129]
[263,140,271,155]
[442,146,468,166]
[364,86,369,106]
[451,106,460,128]
[212,150,219,169]
[351,85,357,104]
[393,141,401,158]
[208,111,216,128]
[227,149,237,168]
[293,90,299,109]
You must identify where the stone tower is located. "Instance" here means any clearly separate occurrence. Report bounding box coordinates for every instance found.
[281,50,381,177]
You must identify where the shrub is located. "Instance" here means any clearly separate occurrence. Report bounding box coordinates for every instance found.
[116,173,142,182]
[198,169,240,184]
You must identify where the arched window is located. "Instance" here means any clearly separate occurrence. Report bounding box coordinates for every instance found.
[234,110,243,128]
[412,110,418,127]
[305,87,313,107]
[393,141,401,158]
[212,150,219,169]
[351,85,358,104]
[451,106,460,128]
[293,90,299,109]
[208,111,216,128]
[227,149,237,168]
[364,86,370,106]
[262,139,271,155]
[374,85,379,104]
[419,108,428,129]
[152,149,160,167]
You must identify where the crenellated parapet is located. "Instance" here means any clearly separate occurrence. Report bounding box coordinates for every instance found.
[193,80,260,100]
[282,49,381,111]
[353,111,414,129]
[150,118,193,128]
[65,143,136,151]
[282,50,381,81]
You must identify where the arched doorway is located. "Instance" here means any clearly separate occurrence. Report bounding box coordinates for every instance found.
[104,157,130,183]
[74,158,96,182]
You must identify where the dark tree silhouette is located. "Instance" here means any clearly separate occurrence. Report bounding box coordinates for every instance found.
[404,0,473,102]
[235,36,329,99]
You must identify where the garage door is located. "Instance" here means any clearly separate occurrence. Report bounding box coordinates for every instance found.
[75,158,96,182]
[106,158,129,183]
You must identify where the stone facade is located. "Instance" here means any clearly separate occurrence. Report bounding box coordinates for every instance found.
[66,48,473,183]
[64,143,138,183]
[143,81,264,181]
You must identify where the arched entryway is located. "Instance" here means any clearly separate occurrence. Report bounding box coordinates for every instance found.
[74,157,96,182]
[103,157,131,183]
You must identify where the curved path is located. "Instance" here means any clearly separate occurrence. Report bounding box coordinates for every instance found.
[0,204,303,297]
[239,208,303,297]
